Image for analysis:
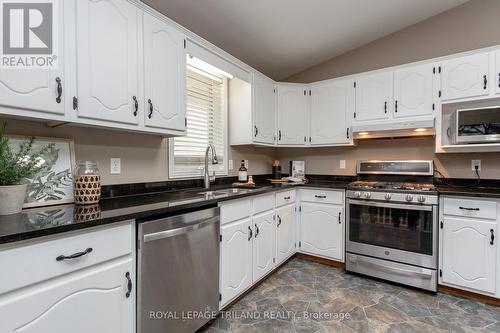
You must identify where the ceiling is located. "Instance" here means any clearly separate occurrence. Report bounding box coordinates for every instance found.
[144,0,469,80]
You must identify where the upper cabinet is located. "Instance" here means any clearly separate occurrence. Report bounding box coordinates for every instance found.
[75,0,140,125]
[276,84,308,145]
[253,73,276,145]
[354,71,392,123]
[441,53,490,101]
[309,79,354,145]
[0,1,65,116]
[393,63,436,119]
[143,12,186,132]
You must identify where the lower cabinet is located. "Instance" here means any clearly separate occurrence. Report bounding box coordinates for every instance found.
[220,218,253,307]
[300,202,343,260]
[252,210,276,282]
[276,203,296,264]
[441,217,497,294]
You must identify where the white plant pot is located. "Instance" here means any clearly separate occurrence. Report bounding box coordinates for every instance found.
[0,184,27,215]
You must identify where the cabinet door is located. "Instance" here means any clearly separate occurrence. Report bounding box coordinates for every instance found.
[0,259,134,333]
[75,0,139,125]
[393,63,435,119]
[0,2,65,115]
[300,203,343,260]
[143,13,186,131]
[220,218,252,307]
[441,53,489,101]
[276,84,308,145]
[495,51,500,95]
[310,79,353,145]
[441,217,496,294]
[252,210,275,282]
[253,73,276,144]
[276,204,296,264]
[354,71,392,122]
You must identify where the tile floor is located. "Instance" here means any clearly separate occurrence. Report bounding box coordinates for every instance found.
[200,257,500,332]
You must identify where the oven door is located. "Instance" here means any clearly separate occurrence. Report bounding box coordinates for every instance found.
[346,199,437,269]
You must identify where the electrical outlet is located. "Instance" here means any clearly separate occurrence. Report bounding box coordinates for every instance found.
[110,158,121,174]
[339,160,346,169]
[228,160,234,170]
[244,160,249,169]
[471,159,481,171]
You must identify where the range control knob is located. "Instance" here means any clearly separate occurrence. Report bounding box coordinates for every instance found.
[354,191,362,198]
[384,193,392,200]
[417,195,426,203]
[405,194,414,202]
[364,192,371,199]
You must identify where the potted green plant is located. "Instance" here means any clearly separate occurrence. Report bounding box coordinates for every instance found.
[0,124,54,215]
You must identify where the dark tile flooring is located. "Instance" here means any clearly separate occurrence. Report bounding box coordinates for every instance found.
[200,258,500,333]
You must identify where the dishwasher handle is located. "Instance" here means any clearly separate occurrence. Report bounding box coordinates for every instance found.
[143,215,219,243]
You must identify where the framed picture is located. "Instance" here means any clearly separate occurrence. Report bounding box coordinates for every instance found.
[9,136,76,208]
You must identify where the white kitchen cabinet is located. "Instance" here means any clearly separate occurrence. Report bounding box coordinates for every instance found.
[0,2,65,115]
[253,73,276,144]
[393,63,436,119]
[441,217,496,294]
[276,84,308,145]
[309,79,354,145]
[75,0,139,125]
[220,218,252,307]
[441,52,490,101]
[276,203,296,264]
[300,202,343,261]
[0,259,134,333]
[354,71,392,123]
[252,210,276,282]
[143,12,186,131]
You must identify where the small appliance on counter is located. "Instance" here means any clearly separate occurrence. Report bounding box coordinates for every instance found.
[271,160,282,180]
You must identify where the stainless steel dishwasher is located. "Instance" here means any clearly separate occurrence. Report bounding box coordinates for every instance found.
[137,207,220,333]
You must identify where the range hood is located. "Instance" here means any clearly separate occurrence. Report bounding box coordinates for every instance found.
[352,118,435,140]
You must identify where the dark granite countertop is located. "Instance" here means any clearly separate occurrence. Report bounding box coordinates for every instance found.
[436,185,500,198]
[0,180,350,245]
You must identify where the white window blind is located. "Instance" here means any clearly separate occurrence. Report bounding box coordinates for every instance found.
[169,65,227,178]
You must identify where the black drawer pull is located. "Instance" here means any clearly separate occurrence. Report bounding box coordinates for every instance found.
[284,196,291,200]
[315,195,327,199]
[56,247,93,261]
[125,272,132,298]
[459,206,480,211]
[491,229,495,245]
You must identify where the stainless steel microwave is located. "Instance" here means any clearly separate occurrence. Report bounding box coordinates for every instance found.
[451,105,500,144]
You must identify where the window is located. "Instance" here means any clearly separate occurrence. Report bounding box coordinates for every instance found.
[169,58,228,178]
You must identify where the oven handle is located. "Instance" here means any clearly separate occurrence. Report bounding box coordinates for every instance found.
[347,199,433,211]
[353,256,433,279]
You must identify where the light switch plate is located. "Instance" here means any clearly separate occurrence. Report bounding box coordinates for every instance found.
[339,160,346,169]
[110,158,121,174]
[471,159,481,171]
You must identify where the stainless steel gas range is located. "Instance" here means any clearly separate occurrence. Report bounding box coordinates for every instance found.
[345,160,438,292]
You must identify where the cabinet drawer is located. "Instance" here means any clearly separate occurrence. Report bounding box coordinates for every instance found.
[253,194,275,214]
[0,223,133,295]
[220,199,251,224]
[443,197,497,220]
[275,190,296,207]
[300,189,343,205]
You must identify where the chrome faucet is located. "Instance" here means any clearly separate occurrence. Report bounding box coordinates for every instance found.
[204,144,218,189]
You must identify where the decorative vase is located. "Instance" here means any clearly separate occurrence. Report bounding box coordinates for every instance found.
[0,184,27,215]
[74,161,101,205]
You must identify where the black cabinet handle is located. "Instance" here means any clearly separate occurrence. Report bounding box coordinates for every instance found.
[315,195,327,199]
[248,226,253,241]
[384,101,387,113]
[338,212,341,224]
[459,206,480,211]
[346,128,350,139]
[132,96,138,116]
[395,100,398,113]
[254,223,259,238]
[55,77,62,103]
[148,99,153,119]
[284,196,291,200]
[125,272,132,298]
[277,215,282,227]
[483,75,488,90]
[56,247,93,261]
[278,130,282,141]
[254,125,258,137]
[498,73,500,88]
[491,229,495,245]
